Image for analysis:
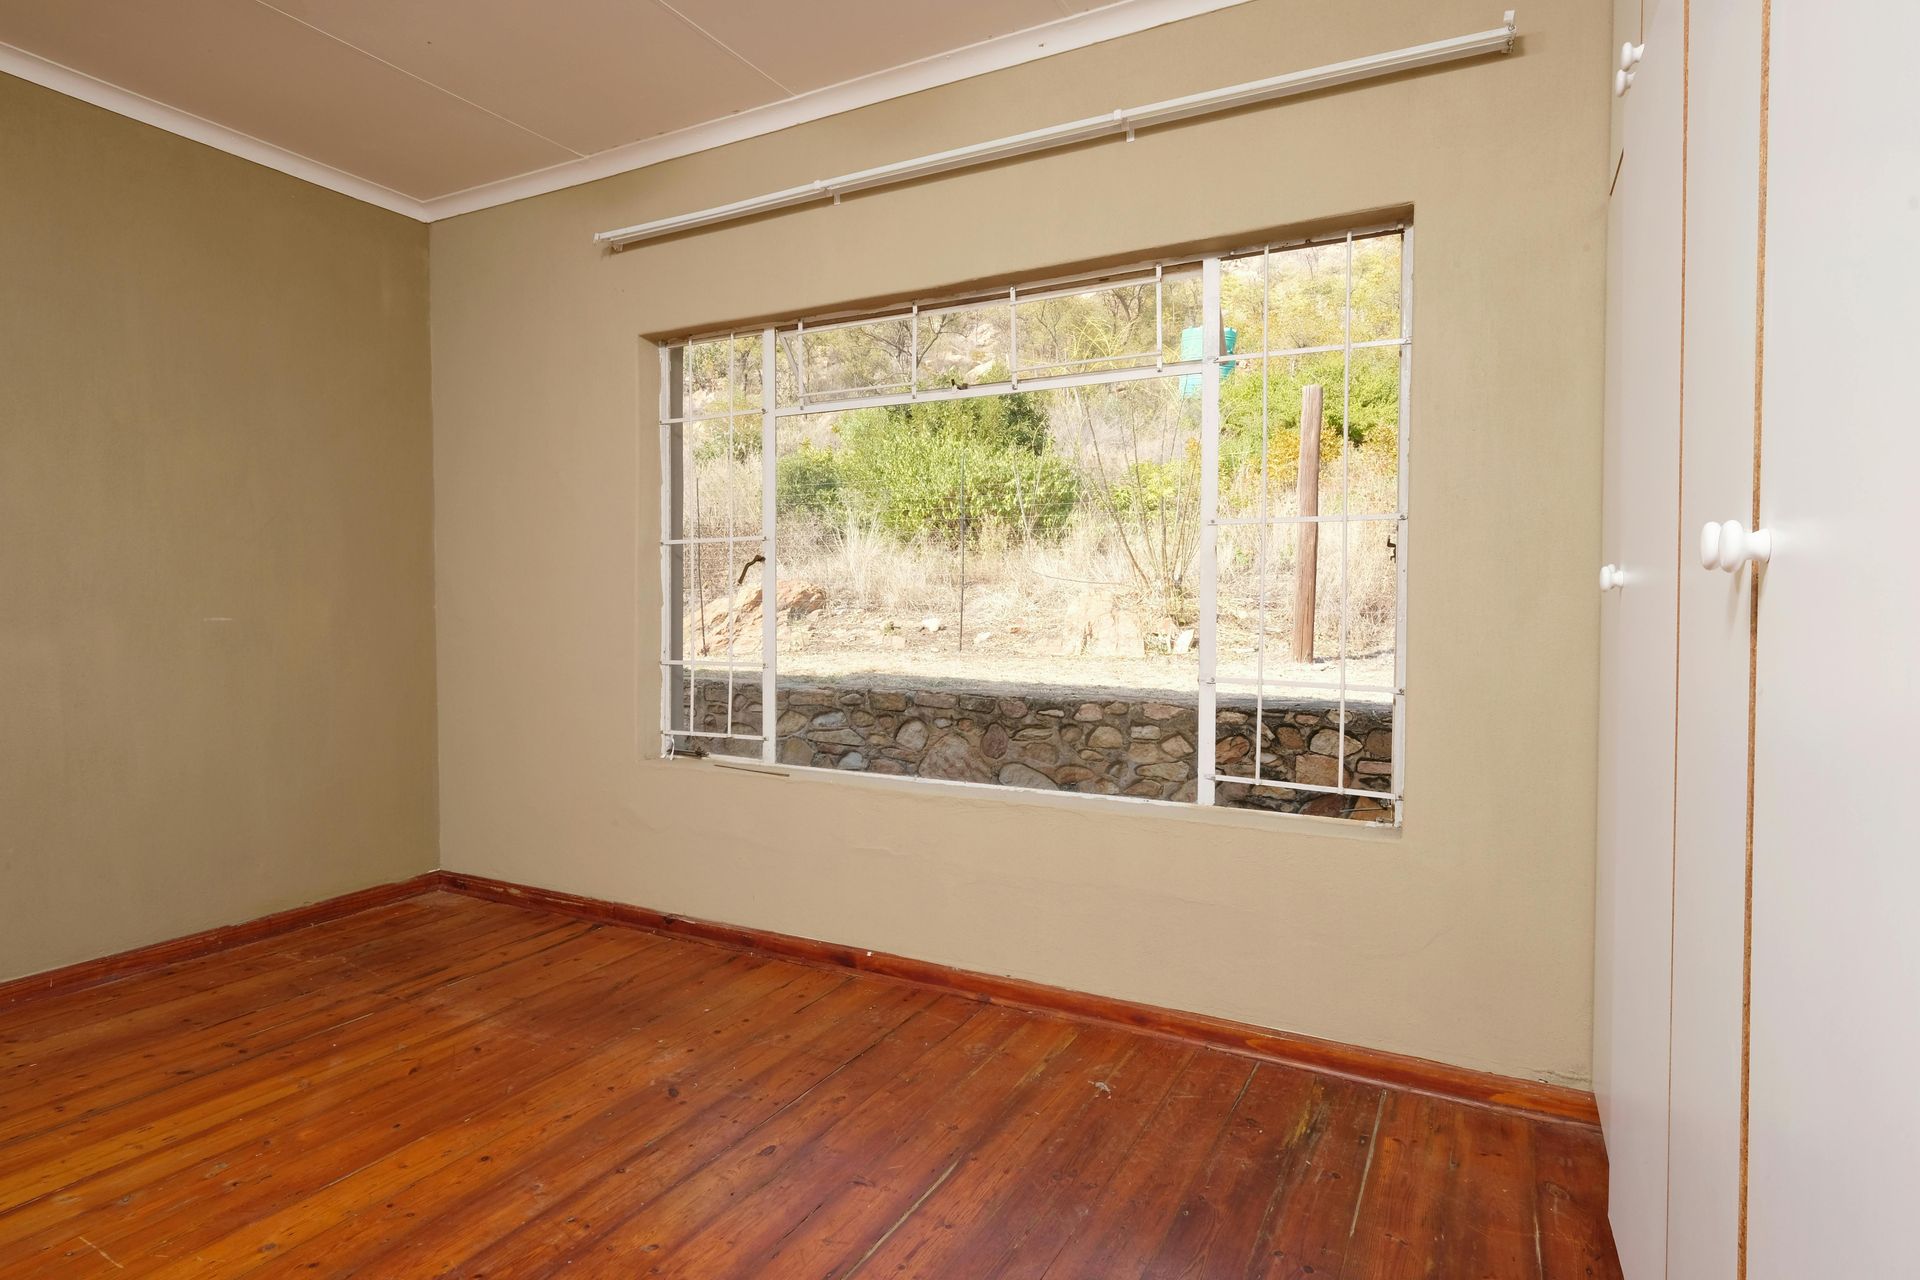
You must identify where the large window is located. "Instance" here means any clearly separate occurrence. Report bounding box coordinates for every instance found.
[660,226,1408,825]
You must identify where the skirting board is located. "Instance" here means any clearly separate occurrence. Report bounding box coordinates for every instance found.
[0,867,1599,1127]
[438,870,1601,1127]
[0,872,442,1008]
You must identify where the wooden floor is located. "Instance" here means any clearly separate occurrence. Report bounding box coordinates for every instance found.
[0,892,1620,1278]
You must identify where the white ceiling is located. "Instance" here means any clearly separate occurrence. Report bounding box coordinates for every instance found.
[0,0,1250,221]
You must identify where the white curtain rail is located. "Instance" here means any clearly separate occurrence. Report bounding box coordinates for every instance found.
[594,12,1516,249]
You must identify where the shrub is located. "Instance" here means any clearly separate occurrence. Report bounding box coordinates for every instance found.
[775,443,841,518]
[803,389,1078,544]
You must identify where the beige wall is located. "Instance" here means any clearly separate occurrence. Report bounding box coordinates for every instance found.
[0,74,438,980]
[430,0,1610,1083]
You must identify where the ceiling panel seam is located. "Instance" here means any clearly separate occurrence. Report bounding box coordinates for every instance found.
[249,0,586,157]
[649,0,794,96]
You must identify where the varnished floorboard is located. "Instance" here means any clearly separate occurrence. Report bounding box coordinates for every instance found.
[0,892,1622,1278]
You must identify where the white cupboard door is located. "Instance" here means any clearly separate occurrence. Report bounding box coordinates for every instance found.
[1593,2,1683,1274]
[1748,1,1920,1275]
[1667,1,1764,1275]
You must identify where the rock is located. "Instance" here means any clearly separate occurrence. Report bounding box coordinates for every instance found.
[811,711,848,729]
[1014,726,1056,742]
[870,758,910,774]
[997,699,1029,718]
[1215,735,1252,764]
[809,729,865,747]
[838,753,867,770]
[776,710,810,734]
[1129,725,1162,740]
[981,724,1010,759]
[1293,754,1339,787]
[1274,727,1306,751]
[870,691,908,711]
[1173,628,1195,654]
[912,691,958,709]
[1311,729,1362,756]
[973,632,993,646]
[1127,742,1163,764]
[1356,760,1393,775]
[1160,734,1193,757]
[895,719,929,751]
[779,737,813,766]
[1021,742,1060,767]
[1073,703,1105,722]
[788,689,836,707]
[958,695,999,713]
[1123,779,1163,798]
[997,762,1057,790]
[1087,725,1125,749]
[1053,765,1097,785]
[1071,777,1120,795]
[1170,780,1197,803]
[1143,702,1186,720]
[1139,762,1191,781]
[1057,591,1148,658]
[1366,730,1393,756]
[921,733,991,782]
[921,616,943,633]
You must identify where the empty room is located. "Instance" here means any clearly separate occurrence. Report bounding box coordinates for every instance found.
[2,0,1911,1275]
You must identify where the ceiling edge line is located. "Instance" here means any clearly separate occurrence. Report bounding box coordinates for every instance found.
[416,0,1258,221]
[0,40,431,219]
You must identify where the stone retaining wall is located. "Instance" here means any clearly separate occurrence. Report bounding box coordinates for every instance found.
[690,675,1394,822]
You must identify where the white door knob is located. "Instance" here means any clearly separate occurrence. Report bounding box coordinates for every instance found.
[1620,41,1646,71]
[1615,68,1636,96]
[1701,519,1772,572]
[1699,520,1722,569]
[1599,564,1626,592]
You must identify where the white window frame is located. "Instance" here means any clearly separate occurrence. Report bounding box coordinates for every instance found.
[659,223,1410,825]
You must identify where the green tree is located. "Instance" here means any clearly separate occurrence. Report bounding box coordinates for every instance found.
[777,381,1078,544]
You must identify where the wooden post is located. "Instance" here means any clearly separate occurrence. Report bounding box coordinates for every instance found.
[1291,384,1322,663]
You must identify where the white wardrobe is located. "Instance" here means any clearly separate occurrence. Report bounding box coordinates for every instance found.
[1595,1,1920,1277]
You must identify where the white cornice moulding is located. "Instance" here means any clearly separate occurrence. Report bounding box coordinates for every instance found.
[0,40,428,219]
[1,0,1253,224]
[416,0,1257,220]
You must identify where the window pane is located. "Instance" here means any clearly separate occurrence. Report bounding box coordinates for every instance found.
[788,316,913,404]
[1160,266,1204,365]
[673,415,763,543]
[1214,518,1343,689]
[915,301,1012,392]
[677,543,766,663]
[1335,345,1402,515]
[1348,233,1404,344]
[1015,277,1161,378]
[1261,241,1349,353]
[1219,356,1350,521]
[1339,517,1400,694]
[1214,686,1394,822]
[682,334,761,420]
[676,671,761,760]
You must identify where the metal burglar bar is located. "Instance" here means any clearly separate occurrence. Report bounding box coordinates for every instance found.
[660,228,1408,823]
